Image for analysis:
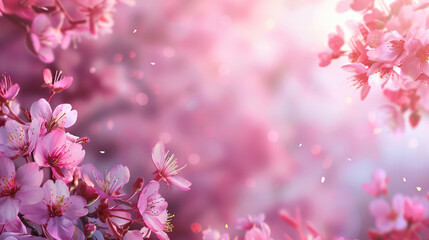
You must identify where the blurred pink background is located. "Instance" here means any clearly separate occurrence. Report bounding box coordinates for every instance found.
[2,0,429,239]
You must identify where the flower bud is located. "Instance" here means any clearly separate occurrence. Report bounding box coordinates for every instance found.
[133,177,144,192]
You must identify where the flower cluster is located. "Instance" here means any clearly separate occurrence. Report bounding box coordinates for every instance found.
[364,169,429,240]
[0,0,134,63]
[0,70,191,240]
[320,0,429,128]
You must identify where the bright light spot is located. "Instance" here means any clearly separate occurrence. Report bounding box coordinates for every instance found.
[417,187,422,192]
[373,128,382,135]
[100,150,105,154]
[151,62,156,66]
[321,176,326,183]
[133,29,137,33]
[225,224,228,229]
[403,177,406,182]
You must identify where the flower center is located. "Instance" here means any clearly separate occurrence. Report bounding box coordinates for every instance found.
[0,174,18,197]
[48,195,69,217]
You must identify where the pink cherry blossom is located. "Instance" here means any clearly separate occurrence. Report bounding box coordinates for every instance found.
[369,194,407,233]
[81,163,130,199]
[362,169,389,197]
[137,180,169,240]
[0,157,44,224]
[152,141,191,191]
[403,197,425,223]
[72,0,116,36]
[30,98,78,130]
[202,229,230,240]
[0,74,19,103]
[244,223,273,240]
[33,129,85,183]
[0,119,40,159]
[29,14,62,63]
[0,232,47,240]
[20,179,88,240]
[42,69,73,94]
[237,213,265,230]
[342,63,371,100]
[0,217,27,234]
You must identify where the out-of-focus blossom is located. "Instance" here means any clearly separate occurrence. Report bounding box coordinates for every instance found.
[81,163,130,199]
[20,179,88,240]
[29,14,62,63]
[244,223,273,240]
[369,194,407,233]
[152,141,191,191]
[33,129,85,183]
[0,157,43,223]
[202,229,230,240]
[236,213,265,230]
[362,169,388,197]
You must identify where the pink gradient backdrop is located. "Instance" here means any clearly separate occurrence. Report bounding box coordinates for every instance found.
[1,0,429,239]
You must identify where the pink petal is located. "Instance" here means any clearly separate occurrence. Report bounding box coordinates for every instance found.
[143,180,160,198]
[38,47,55,63]
[20,202,49,225]
[152,141,166,170]
[137,191,148,216]
[3,217,26,234]
[342,63,367,74]
[30,98,52,122]
[15,185,44,205]
[43,68,52,85]
[124,230,143,240]
[31,14,51,35]
[167,175,191,191]
[15,162,43,187]
[2,83,20,100]
[46,217,74,240]
[62,195,88,221]
[361,83,371,100]
[0,197,20,223]
[106,164,130,194]
[53,76,73,91]
[143,213,165,233]
[0,157,15,182]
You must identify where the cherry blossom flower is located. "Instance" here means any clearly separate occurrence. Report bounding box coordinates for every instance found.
[237,213,265,230]
[202,229,230,240]
[244,223,273,240]
[30,98,77,131]
[81,163,130,199]
[0,119,40,159]
[20,179,88,240]
[29,14,62,63]
[137,180,169,240]
[0,157,44,224]
[362,169,389,197]
[152,141,191,191]
[72,0,116,36]
[33,129,85,183]
[0,217,27,234]
[370,194,407,233]
[42,69,73,94]
[0,74,19,103]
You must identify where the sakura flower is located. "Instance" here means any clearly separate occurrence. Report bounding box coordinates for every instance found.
[318,52,332,67]
[29,14,62,63]
[30,98,77,130]
[0,118,40,159]
[237,213,265,230]
[33,129,85,183]
[152,141,191,191]
[362,169,388,197]
[367,31,405,63]
[0,157,44,224]
[244,223,273,240]
[81,163,130,199]
[0,74,19,103]
[137,181,169,240]
[369,194,407,233]
[20,179,88,240]
[202,229,230,240]
[42,69,73,93]
[342,63,371,100]
[328,26,345,58]
[403,197,425,223]
[350,0,374,11]
[73,0,116,36]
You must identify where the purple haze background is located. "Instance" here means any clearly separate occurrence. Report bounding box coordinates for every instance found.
[1,0,429,239]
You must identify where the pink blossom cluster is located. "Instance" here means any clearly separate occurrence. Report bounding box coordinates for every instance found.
[0,0,134,63]
[199,212,351,240]
[364,169,429,240]
[320,0,429,128]
[0,69,191,239]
